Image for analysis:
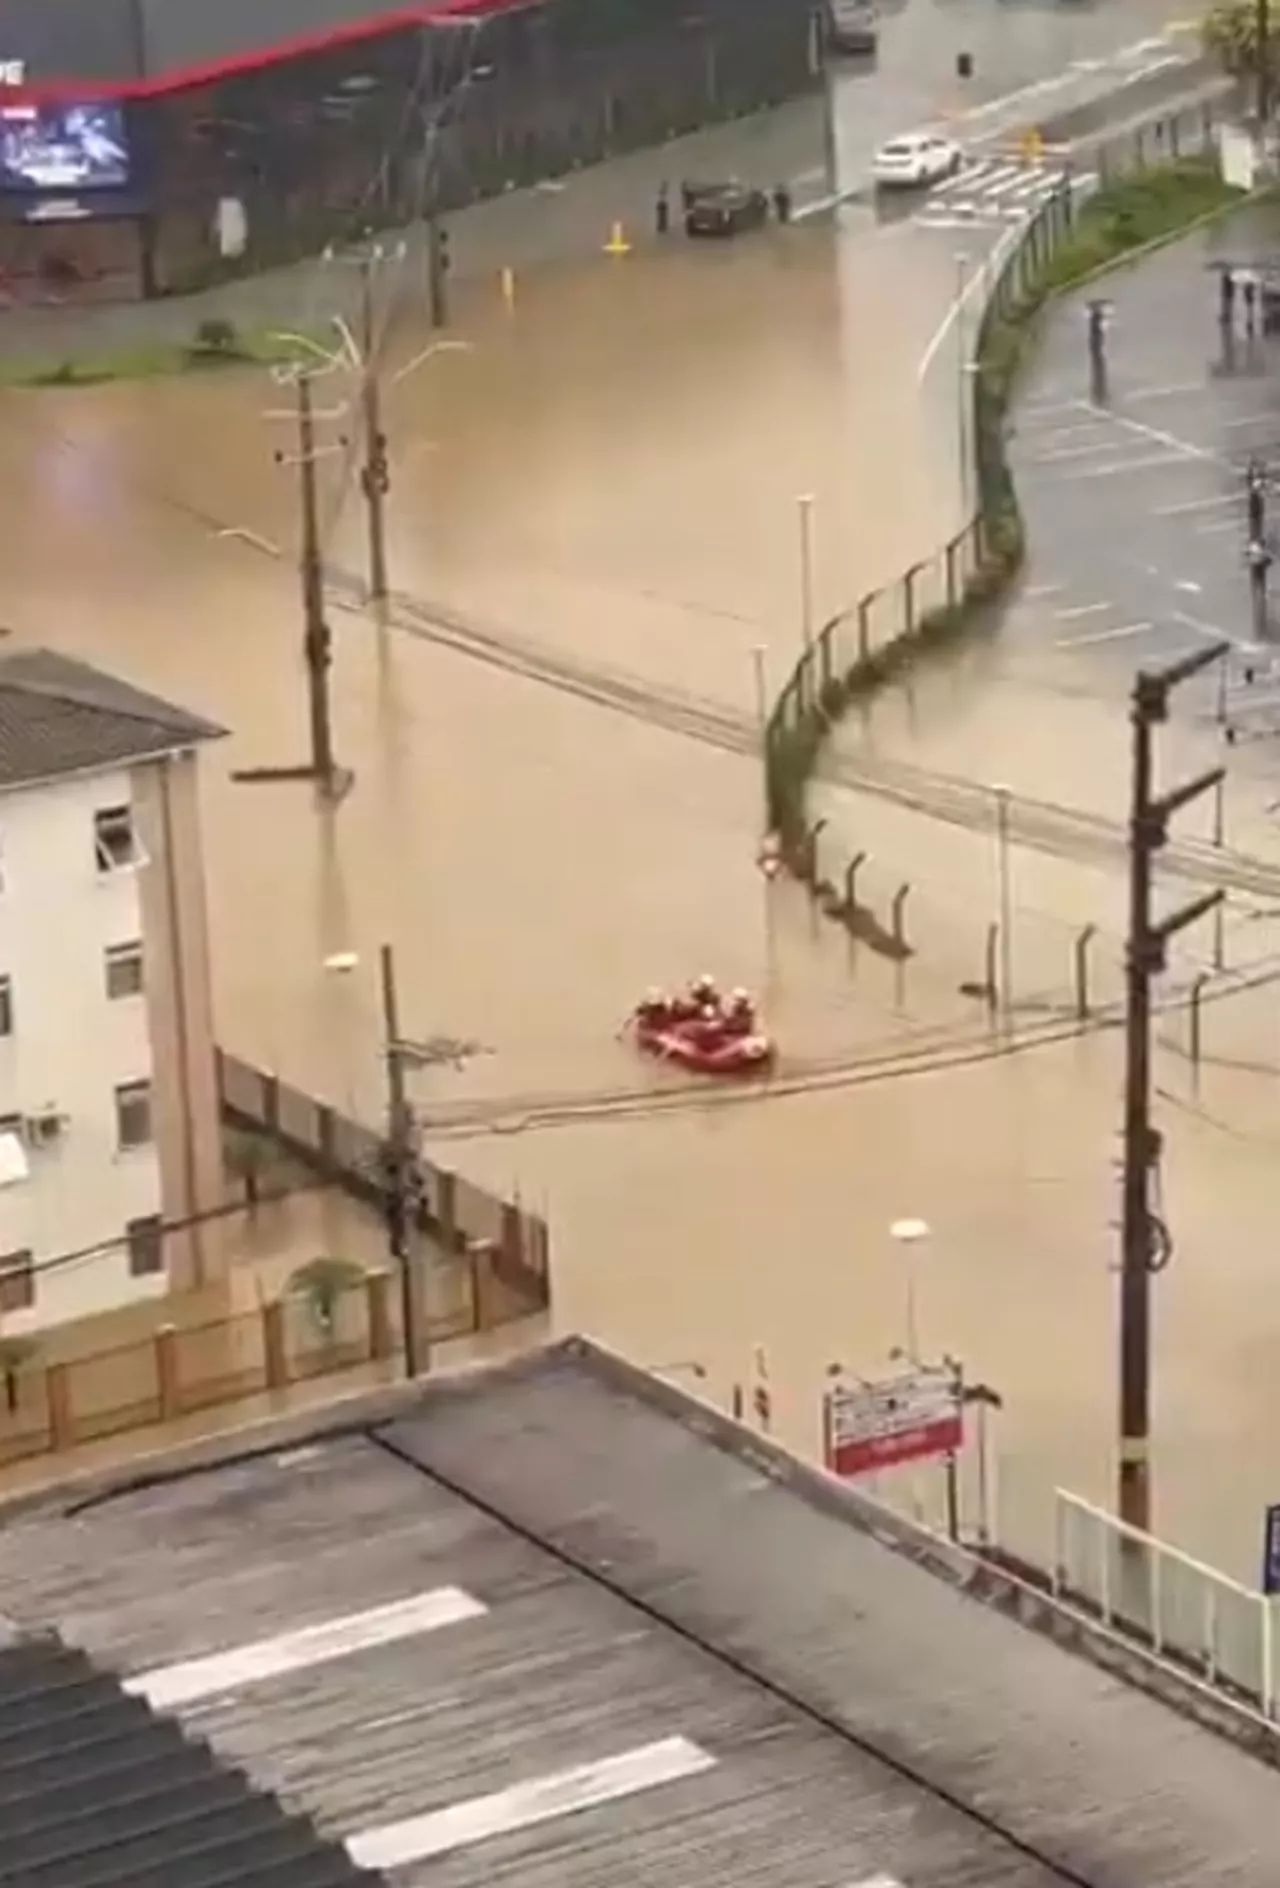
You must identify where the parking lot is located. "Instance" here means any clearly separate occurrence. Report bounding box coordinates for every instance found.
[1005,214,1280,743]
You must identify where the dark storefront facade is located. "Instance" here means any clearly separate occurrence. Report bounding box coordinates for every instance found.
[0,0,820,301]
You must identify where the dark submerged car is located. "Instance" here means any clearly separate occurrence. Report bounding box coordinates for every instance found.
[683,181,770,237]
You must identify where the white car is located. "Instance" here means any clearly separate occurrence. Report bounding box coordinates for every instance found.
[871,133,962,190]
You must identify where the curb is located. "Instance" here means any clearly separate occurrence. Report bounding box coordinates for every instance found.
[764,163,1247,850]
[1051,177,1274,297]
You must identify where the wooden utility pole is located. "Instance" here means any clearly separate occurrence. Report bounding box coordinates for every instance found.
[230,372,351,797]
[1259,0,1272,130]
[1118,646,1228,1533]
[358,255,391,608]
[296,374,338,789]
[379,943,424,1378]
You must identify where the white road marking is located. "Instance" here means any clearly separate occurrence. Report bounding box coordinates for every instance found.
[1196,517,1242,537]
[1175,579,1203,594]
[1024,582,1063,599]
[917,221,1021,383]
[1055,620,1153,648]
[125,1587,487,1709]
[1046,451,1193,481]
[1054,601,1111,620]
[347,1737,716,1868]
[1026,437,1145,465]
[1172,608,1232,642]
[1155,492,1236,517]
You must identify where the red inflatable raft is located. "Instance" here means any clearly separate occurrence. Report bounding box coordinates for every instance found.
[630,1001,775,1076]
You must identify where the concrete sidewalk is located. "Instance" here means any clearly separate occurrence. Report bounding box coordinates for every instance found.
[0,97,826,369]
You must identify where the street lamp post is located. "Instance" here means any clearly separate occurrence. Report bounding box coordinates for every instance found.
[957,251,974,506]
[323,944,490,1379]
[797,494,815,650]
[992,782,1013,1017]
[890,1216,930,1361]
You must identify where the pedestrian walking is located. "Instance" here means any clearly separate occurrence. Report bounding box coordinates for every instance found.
[1243,271,1258,334]
[656,180,670,236]
[1248,535,1271,640]
[1219,266,1236,326]
[1248,460,1266,543]
[772,181,792,224]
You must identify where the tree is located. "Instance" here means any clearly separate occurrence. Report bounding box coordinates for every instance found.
[287,1258,366,1341]
[1201,0,1279,81]
[223,1126,274,1209]
[0,1336,37,1415]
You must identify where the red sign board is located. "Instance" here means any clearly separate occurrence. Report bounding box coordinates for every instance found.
[824,1366,962,1479]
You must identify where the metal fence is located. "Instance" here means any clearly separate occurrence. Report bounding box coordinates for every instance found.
[217,1049,550,1307]
[764,179,1074,850]
[0,1251,544,1472]
[1052,1488,1278,1717]
[763,112,1228,855]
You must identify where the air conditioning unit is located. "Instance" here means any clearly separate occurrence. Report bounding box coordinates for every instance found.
[24,1110,66,1146]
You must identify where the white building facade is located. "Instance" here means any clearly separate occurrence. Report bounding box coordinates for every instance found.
[0,650,226,1333]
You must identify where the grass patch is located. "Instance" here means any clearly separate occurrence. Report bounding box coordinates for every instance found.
[1,316,318,389]
[763,157,1247,852]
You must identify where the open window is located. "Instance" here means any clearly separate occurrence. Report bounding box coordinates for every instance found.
[95,805,145,874]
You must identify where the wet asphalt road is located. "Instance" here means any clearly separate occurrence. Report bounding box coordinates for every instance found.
[1005,202,1280,739]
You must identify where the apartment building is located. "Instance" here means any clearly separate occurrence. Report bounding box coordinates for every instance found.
[0,647,226,1332]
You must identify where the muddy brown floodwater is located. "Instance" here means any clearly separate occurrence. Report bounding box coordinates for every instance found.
[8,213,1280,1581]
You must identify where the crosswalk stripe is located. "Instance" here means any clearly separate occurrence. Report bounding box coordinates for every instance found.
[124,1586,487,1709]
[347,1736,716,1868]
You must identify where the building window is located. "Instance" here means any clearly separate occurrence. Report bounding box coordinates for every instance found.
[105,942,144,1000]
[0,1248,33,1314]
[94,805,143,873]
[114,1080,152,1150]
[126,1214,164,1278]
[0,977,11,1037]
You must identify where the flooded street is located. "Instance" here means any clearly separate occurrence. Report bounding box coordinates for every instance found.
[10,6,1280,1584]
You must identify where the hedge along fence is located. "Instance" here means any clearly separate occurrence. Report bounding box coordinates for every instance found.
[762,156,1245,865]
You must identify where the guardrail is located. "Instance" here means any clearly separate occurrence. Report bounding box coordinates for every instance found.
[763,177,1074,857]
[1052,1488,1278,1717]
[762,100,1230,872]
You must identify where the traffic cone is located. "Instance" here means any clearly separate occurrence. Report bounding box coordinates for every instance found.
[603,220,631,256]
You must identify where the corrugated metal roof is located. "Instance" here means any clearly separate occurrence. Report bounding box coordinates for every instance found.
[0,649,223,790]
[0,1348,1275,1888]
[0,1632,380,1888]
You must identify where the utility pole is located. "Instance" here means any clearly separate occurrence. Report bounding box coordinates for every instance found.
[380,942,424,1378]
[1118,643,1229,1534]
[426,215,450,329]
[358,253,391,609]
[296,374,338,791]
[1259,0,1271,132]
[231,372,351,798]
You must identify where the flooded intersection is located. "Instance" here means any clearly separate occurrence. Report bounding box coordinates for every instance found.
[10,84,1280,1579]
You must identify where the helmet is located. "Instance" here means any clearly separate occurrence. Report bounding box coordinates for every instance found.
[731,987,750,1004]
[693,972,716,992]
[644,987,663,1005]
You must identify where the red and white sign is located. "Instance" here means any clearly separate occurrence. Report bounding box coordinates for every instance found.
[824,1366,962,1479]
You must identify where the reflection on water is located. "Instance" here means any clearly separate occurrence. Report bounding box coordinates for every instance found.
[6,196,1280,1583]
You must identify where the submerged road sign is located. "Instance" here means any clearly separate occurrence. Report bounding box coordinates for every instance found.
[824,1365,962,1479]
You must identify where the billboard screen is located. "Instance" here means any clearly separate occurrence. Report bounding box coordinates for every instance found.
[0,101,130,191]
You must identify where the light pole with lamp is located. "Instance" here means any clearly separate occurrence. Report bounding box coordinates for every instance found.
[955,251,971,519]
[991,782,1013,1017]
[323,944,487,1378]
[797,494,816,651]
[890,1216,929,1361]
